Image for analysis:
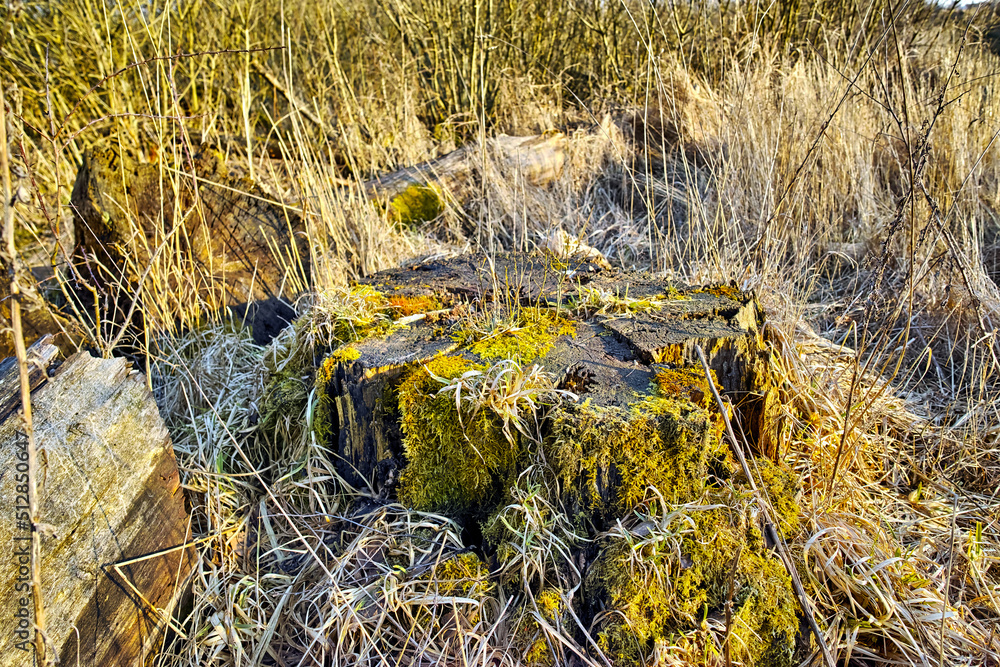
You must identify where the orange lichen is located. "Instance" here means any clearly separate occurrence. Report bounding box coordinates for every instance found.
[388,294,443,317]
[695,284,744,301]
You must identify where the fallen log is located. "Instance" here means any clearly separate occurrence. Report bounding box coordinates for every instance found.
[0,337,194,667]
[363,132,567,224]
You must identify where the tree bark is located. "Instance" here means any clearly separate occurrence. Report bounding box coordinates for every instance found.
[0,342,194,667]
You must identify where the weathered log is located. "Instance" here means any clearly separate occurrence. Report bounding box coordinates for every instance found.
[0,343,194,667]
[0,335,59,423]
[70,143,307,339]
[363,133,567,224]
[315,251,781,495]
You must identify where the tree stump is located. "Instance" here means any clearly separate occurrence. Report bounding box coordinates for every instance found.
[0,338,194,667]
[70,143,308,343]
[301,251,800,665]
[316,252,781,495]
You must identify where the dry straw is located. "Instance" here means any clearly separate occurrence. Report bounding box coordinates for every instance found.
[3,0,1000,664]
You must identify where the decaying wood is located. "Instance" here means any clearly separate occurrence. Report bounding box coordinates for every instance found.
[251,62,338,143]
[0,348,194,667]
[70,143,309,314]
[0,334,59,423]
[320,252,781,491]
[363,132,567,211]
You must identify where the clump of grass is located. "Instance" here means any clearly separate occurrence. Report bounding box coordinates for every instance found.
[570,285,686,317]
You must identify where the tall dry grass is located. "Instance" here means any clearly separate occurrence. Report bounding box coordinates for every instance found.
[3,0,1000,664]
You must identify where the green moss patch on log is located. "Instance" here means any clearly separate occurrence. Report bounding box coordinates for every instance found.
[387,182,445,225]
[547,395,727,522]
[453,305,577,365]
[397,355,526,515]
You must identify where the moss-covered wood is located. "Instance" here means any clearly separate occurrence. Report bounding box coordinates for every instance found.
[309,251,801,666]
[321,252,780,487]
[364,132,567,225]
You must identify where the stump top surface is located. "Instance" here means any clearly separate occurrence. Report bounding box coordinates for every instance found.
[345,252,762,408]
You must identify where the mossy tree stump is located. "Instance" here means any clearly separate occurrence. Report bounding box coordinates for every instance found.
[310,251,801,667]
[319,252,781,493]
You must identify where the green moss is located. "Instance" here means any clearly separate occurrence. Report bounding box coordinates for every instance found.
[454,307,577,365]
[311,355,342,445]
[388,182,444,225]
[422,551,494,598]
[547,397,728,520]
[538,378,801,666]
[588,500,799,667]
[746,458,801,539]
[515,589,569,666]
[397,355,525,515]
[328,345,361,363]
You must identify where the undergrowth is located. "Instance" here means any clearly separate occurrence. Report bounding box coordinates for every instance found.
[3,0,1000,664]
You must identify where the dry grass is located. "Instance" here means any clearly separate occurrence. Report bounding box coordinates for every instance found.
[4,0,1000,664]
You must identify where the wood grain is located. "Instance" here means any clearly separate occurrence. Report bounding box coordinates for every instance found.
[0,351,194,667]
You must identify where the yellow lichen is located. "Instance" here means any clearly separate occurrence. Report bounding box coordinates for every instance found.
[455,307,577,365]
[652,366,719,409]
[328,345,361,363]
[695,284,744,301]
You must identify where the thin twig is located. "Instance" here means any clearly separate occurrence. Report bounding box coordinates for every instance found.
[695,344,836,667]
[940,492,958,667]
[251,61,338,141]
[1,80,50,667]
